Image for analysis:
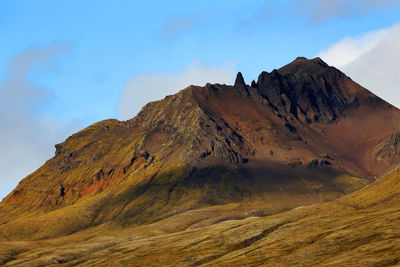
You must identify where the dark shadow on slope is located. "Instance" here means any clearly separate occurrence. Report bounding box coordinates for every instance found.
[0,160,368,241]
[98,160,367,226]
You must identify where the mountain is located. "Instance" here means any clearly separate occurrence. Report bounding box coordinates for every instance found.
[1,57,400,253]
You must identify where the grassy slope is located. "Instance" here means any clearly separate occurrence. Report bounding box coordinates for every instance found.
[0,166,399,266]
[0,162,366,241]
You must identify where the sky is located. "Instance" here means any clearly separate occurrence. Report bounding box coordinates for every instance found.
[0,0,400,199]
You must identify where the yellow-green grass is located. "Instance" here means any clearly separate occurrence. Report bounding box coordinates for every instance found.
[0,166,399,266]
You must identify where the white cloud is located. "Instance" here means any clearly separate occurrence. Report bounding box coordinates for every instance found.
[319,24,400,108]
[119,61,236,120]
[318,28,389,67]
[0,44,79,200]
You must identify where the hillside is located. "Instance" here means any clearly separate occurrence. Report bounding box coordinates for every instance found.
[1,56,400,245]
[2,165,400,266]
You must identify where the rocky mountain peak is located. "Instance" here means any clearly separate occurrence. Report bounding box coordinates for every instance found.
[278,56,329,75]
[253,57,382,123]
[233,71,250,96]
[234,71,246,88]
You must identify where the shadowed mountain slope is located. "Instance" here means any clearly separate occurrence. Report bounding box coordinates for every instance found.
[1,57,400,242]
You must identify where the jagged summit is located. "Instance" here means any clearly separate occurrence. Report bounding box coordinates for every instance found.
[234,71,246,88]
[251,56,389,124]
[233,71,250,96]
[1,57,400,242]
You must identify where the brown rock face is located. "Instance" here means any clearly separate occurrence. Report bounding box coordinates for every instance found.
[256,57,384,123]
[1,57,400,241]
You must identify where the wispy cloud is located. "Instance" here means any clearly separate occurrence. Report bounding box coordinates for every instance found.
[0,43,80,199]
[162,17,196,37]
[293,0,400,23]
[319,24,400,108]
[119,61,236,120]
[240,0,400,26]
[161,9,214,38]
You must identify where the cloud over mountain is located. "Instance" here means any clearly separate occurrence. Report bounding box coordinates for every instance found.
[0,43,79,199]
[319,24,400,109]
[119,61,235,120]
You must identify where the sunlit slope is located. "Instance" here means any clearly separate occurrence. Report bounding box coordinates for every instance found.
[1,166,400,266]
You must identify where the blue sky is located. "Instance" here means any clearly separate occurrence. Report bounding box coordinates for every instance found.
[1,0,400,198]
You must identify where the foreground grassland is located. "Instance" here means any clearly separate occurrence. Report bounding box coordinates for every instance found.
[1,167,400,266]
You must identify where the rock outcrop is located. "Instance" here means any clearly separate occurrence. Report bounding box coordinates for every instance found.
[377,131,400,158]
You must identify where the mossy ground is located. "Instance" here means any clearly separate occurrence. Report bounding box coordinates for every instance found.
[0,167,399,266]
